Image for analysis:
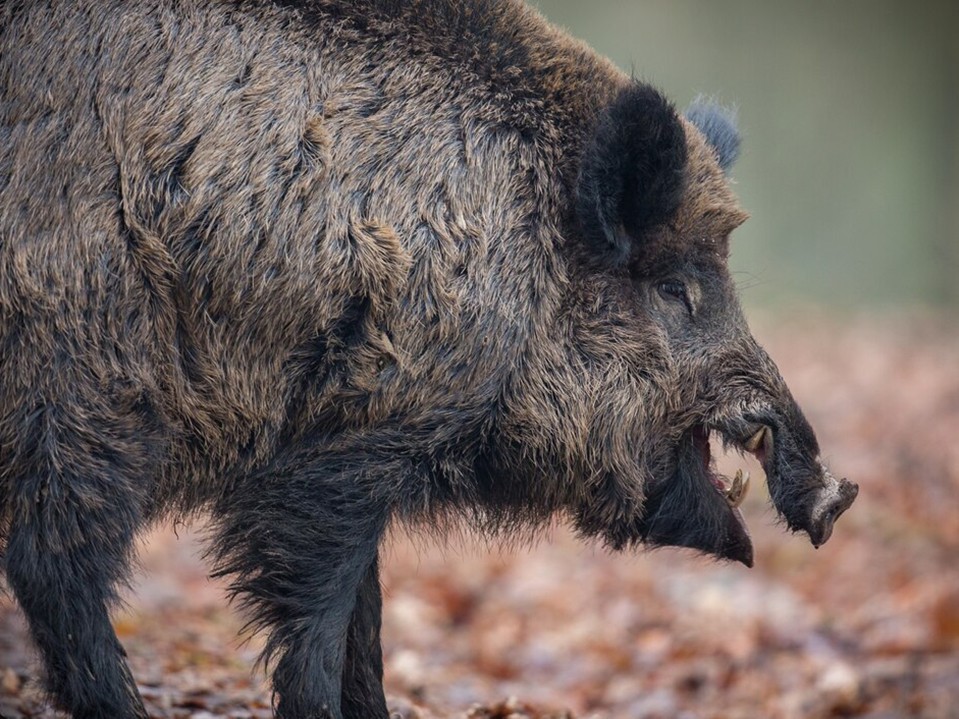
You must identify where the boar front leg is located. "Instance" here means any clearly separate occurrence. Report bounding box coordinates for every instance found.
[340,557,389,719]
[4,411,150,718]
[212,449,395,719]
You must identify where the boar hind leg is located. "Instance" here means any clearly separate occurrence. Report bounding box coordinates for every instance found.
[341,557,389,719]
[212,451,395,719]
[4,434,148,717]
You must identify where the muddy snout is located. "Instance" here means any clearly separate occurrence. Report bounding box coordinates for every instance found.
[806,470,858,547]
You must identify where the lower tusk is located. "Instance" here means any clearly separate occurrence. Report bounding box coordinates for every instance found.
[727,469,750,508]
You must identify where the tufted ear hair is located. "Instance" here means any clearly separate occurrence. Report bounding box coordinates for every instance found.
[576,83,688,266]
[685,98,741,174]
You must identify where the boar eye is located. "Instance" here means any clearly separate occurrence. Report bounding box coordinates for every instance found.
[657,280,693,315]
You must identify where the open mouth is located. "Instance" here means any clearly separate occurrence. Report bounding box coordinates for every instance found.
[675,420,774,567]
[691,423,770,511]
[639,415,854,567]
[638,420,771,568]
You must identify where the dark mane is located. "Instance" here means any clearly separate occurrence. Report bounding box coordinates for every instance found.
[235,0,619,132]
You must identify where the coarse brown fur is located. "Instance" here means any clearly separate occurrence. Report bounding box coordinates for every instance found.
[0,1,857,717]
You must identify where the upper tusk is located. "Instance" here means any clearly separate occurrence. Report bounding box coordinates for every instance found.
[744,426,767,453]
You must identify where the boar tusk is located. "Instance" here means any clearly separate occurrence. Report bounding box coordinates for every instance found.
[726,469,750,508]
[744,427,766,453]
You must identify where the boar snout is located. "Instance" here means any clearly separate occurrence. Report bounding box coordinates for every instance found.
[743,413,858,548]
[806,468,858,547]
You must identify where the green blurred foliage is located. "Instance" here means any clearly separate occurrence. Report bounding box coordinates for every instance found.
[532,0,959,310]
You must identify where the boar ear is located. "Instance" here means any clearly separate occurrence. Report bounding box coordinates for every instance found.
[576,83,688,266]
[684,98,741,174]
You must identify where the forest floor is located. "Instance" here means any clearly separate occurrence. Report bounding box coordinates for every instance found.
[1,312,958,719]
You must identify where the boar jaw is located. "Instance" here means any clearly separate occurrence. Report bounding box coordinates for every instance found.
[639,424,755,567]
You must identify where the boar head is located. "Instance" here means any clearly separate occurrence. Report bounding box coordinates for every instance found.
[501,86,857,567]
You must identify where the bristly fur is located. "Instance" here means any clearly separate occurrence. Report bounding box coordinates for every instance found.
[0,1,854,717]
[576,82,687,265]
[685,98,741,174]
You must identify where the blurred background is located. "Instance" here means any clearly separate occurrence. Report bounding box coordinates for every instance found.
[533,0,959,312]
[1,3,957,719]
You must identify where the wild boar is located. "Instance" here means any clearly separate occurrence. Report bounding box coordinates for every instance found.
[0,0,858,717]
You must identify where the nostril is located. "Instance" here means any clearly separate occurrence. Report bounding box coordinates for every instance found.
[811,487,856,548]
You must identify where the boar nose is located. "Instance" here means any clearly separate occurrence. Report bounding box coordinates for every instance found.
[807,468,859,548]
[742,401,857,548]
